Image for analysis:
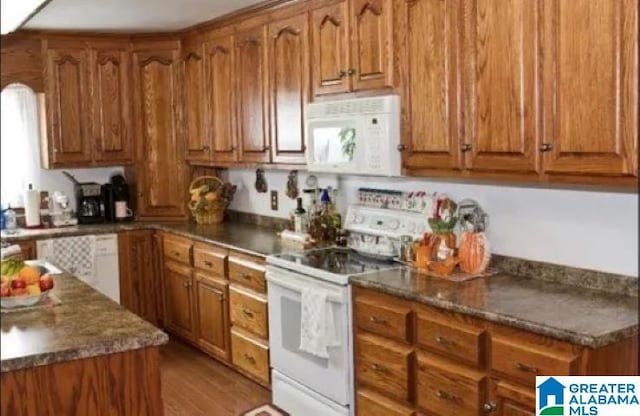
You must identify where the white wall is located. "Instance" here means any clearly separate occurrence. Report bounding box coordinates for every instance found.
[35,167,125,211]
[222,169,638,277]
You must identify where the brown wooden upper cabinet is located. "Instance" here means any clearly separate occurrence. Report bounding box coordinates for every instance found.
[396,0,462,171]
[204,32,238,163]
[43,41,93,167]
[132,41,187,219]
[42,39,133,168]
[350,0,394,91]
[462,0,540,174]
[90,41,134,165]
[540,0,638,178]
[268,13,309,164]
[399,0,637,187]
[182,39,209,163]
[310,0,394,97]
[235,26,271,163]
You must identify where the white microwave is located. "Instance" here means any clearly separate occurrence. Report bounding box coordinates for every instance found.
[305,95,401,176]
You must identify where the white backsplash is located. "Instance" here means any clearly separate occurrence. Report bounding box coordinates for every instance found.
[222,168,638,277]
[34,167,125,211]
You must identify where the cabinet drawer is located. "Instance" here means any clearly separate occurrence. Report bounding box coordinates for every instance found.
[491,335,579,386]
[355,289,412,342]
[231,328,269,384]
[193,243,227,275]
[416,351,486,416]
[356,332,413,403]
[415,305,486,367]
[163,235,193,265]
[229,285,268,339]
[229,253,266,293]
[357,388,415,416]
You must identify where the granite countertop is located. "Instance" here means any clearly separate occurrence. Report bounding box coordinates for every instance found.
[351,267,638,348]
[1,274,169,372]
[1,221,285,257]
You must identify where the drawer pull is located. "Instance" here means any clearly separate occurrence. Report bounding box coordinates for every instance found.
[204,260,213,267]
[369,316,388,325]
[242,308,254,318]
[436,390,461,403]
[174,251,181,257]
[516,362,539,373]
[243,354,256,364]
[435,336,455,347]
[241,273,252,280]
[370,363,388,374]
[483,402,498,413]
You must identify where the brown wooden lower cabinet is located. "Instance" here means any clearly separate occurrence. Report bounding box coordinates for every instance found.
[157,232,271,387]
[354,286,637,416]
[118,230,163,327]
[194,271,229,361]
[1,346,163,416]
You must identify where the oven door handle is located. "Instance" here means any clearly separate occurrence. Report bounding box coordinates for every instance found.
[266,270,347,304]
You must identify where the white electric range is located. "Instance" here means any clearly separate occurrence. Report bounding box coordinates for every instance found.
[266,205,429,416]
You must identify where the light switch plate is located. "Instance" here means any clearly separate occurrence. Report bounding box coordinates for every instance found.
[270,190,278,211]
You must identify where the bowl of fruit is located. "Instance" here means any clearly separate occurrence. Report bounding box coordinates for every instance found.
[1,258,55,309]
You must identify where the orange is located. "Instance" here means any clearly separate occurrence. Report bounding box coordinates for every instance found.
[18,266,41,285]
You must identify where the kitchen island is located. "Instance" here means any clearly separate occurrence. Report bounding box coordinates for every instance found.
[1,273,169,415]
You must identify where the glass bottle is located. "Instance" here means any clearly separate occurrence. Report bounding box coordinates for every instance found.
[292,197,307,233]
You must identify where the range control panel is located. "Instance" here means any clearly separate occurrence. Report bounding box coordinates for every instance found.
[344,206,430,241]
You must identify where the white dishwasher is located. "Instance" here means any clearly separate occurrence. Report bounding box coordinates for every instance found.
[36,234,120,303]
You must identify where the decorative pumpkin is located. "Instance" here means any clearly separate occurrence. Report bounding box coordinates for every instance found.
[458,231,491,274]
[428,232,456,261]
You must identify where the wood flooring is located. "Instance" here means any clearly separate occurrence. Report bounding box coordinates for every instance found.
[161,338,271,416]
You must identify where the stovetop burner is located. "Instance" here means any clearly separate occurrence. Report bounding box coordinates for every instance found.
[272,247,397,276]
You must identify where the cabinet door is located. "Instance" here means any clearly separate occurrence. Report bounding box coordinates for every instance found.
[118,230,162,327]
[462,0,540,173]
[90,45,133,165]
[236,27,271,163]
[541,0,638,177]
[164,260,195,341]
[311,1,351,96]
[182,42,209,162]
[268,14,309,164]
[195,272,229,361]
[489,380,535,416]
[397,0,462,171]
[44,46,92,166]
[132,44,187,219]
[16,240,37,260]
[205,35,238,163]
[350,0,394,91]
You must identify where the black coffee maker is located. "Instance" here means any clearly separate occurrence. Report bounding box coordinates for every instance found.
[62,172,104,224]
[102,174,133,222]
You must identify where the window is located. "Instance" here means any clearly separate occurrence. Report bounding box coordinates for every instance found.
[1,83,42,207]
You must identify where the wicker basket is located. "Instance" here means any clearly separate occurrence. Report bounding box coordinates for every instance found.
[188,176,232,225]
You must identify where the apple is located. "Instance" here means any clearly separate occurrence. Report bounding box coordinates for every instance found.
[0,285,10,297]
[11,278,26,290]
[39,274,54,292]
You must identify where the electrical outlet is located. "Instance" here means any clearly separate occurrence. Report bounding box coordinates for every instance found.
[270,190,278,211]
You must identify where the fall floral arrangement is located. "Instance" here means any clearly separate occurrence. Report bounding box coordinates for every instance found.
[188,176,237,224]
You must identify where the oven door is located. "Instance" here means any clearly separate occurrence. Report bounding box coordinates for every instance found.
[306,119,360,173]
[266,266,352,406]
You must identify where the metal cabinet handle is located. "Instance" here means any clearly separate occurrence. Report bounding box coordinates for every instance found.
[483,402,498,413]
[371,363,388,373]
[397,144,407,152]
[516,362,539,373]
[204,260,213,267]
[241,273,252,280]
[436,390,460,402]
[183,280,190,288]
[338,70,347,78]
[347,68,356,76]
[243,354,256,364]
[435,336,455,347]
[242,308,254,318]
[540,142,553,152]
[202,145,210,151]
[461,143,472,152]
[369,316,388,325]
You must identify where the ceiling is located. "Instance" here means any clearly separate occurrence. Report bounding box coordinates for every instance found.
[23,0,265,32]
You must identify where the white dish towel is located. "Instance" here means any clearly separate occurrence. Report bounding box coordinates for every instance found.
[299,287,340,359]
